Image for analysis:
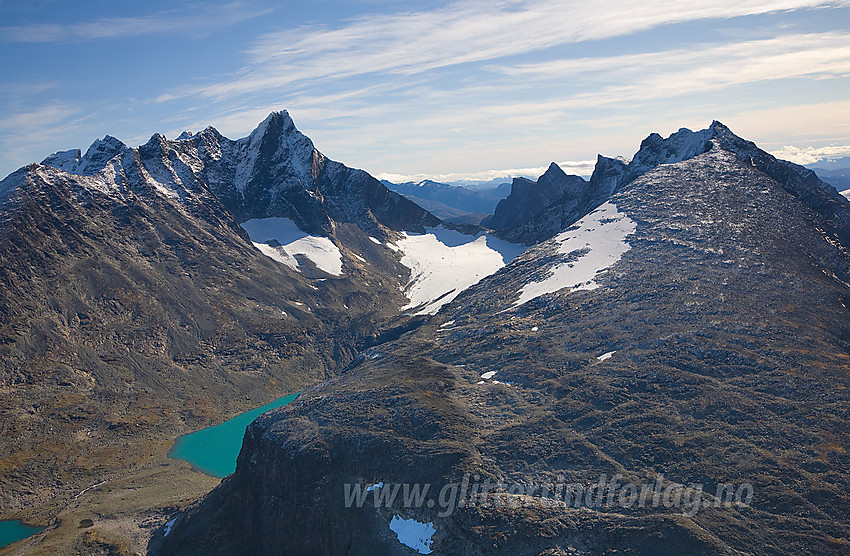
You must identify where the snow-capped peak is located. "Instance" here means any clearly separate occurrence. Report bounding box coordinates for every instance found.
[232,111,318,194]
[42,135,129,176]
[628,126,714,176]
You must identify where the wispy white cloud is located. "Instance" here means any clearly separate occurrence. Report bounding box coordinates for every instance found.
[0,104,75,133]
[0,2,273,43]
[0,104,89,172]
[492,32,850,99]
[169,0,845,101]
[770,144,850,164]
[723,99,850,147]
[0,81,56,96]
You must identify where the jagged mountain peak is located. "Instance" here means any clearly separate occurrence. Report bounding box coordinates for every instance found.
[628,120,762,176]
[41,134,130,177]
[483,163,589,234]
[245,110,314,155]
[621,120,850,242]
[485,120,850,247]
[537,161,568,185]
[544,160,564,174]
[143,133,167,146]
[28,110,439,238]
[629,124,714,175]
[234,110,319,194]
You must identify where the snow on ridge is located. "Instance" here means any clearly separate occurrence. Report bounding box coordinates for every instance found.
[629,127,713,176]
[241,217,343,276]
[397,226,526,315]
[514,202,636,306]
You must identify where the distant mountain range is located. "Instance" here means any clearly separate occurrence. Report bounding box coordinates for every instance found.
[809,155,850,171]
[808,167,850,197]
[381,178,511,224]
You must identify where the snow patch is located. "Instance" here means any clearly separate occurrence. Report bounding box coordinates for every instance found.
[389,516,435,554]
[515,202,636,306]
[480,371,497,379]
[163,518,177,537]
[366,482,384,492]
[368,236,382,244]
[397,227,525,315]
[242,218,343,276]
[597,351,616,362]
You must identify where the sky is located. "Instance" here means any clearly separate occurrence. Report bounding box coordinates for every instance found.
[1,0,849,183]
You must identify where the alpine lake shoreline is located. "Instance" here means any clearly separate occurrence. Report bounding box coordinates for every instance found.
[0,393,299,555]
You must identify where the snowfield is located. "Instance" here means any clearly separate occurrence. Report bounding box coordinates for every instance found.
[597,351,616,362]
[389,515,435,554]
[515,202,637,305]
[397,227,525,315]
[241,217,343,276]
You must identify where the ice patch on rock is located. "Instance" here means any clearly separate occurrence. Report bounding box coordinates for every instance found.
[514,202,636,305]
[163,518,177,537]
[389,515,435,554]
[242,217,343,276]
[597,351,616,362]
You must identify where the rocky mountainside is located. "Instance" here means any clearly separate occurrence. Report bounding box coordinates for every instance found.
[487,157,625,245]
[160,124,850,555]
[482,163,589,231]
[0,112,448,537]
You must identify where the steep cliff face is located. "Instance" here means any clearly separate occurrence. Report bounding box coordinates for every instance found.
[492,156,626,245]
[160,129,850,555]
[483,163,587,231]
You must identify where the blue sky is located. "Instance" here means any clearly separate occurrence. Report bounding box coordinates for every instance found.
[1,0,849,182]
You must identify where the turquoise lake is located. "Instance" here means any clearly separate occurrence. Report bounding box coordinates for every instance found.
[0,519,44,549]
[168,393,299,478]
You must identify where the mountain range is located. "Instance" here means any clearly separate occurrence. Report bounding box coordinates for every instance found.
[1,112,849,555]
[380,179,511,225]
[802,157,850,198]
